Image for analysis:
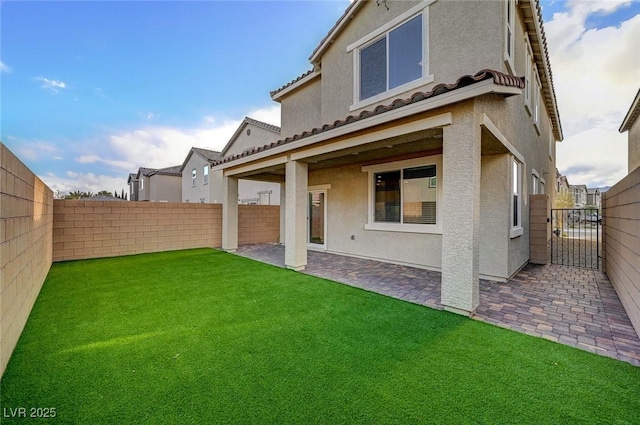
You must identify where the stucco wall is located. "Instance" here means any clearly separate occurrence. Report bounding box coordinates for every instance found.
[224,123,280,157]
[479,153,511,279]
[1,143,54,377]
[602,167,640,337]
[280,78,322,138]
[309,163,443,270]
[182,154,212,203]
[149,174,182,203]
[52,201,280,262]
[629,117,640,173]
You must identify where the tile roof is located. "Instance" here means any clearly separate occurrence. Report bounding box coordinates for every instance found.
[214,69,524,166]
[192,147,222,162]
[81,195,126,202]
[270,69,316,98]
[138,165,182,177]
[221,117,281,156]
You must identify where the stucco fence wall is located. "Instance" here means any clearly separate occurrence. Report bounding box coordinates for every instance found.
[602,167,640,337]
[53,202,280,262]
[1,144,54,377]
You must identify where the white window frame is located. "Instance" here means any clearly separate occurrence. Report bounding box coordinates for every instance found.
[362,155,442,234]
[504,0,516,74]
[139,178,143,190]
[347,0,435,112]
[203,165,209,185]
[192,168,197,187]
[524,35,533,115]
[511,157,523,238]
[540,179,545,195]
[533,70,542,134]
[532,169,540,195]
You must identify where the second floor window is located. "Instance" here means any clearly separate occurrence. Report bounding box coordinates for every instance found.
[192,169,197,186]
[359,14,423,101]
[203,165,209,184]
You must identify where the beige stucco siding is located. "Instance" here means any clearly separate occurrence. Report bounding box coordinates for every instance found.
[429,0,503,82]
[280,79,322,138]
[309,163,443,270]
[149,174,181,203]
[224,124,280,157]
[629,118,640,173]
[479,153,511,280]
[182,154,212,203]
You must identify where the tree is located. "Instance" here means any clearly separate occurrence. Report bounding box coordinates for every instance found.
[553,190,574,209]
[98,190,113,197]
[121,188,125,199]
[65,190,85,199]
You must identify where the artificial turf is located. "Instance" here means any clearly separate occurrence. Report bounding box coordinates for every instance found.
[1,248,639,424]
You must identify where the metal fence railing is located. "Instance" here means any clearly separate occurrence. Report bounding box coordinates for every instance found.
[550,209,601,269]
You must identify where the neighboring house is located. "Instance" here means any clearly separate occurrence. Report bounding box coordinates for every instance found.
[570,184,587,208]
[181,147,222,204]
[81,195,126,202]
[586,188,601,209]
[133,165,182,202]
[213,0,563,316]
[127,173,139,201]
[185,117,282,204]
[556,169,570,195]
[619,88,640,173]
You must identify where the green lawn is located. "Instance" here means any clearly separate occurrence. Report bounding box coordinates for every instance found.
[1,249,639,424]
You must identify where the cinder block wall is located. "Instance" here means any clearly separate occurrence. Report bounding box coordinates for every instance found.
[0,143,54,377]
[529,194,550,264]
[53,201,223,262]
[53,202,280,262]
[602,167,640,337]
[238,205,280,245]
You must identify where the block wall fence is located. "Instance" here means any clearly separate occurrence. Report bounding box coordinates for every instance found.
[1,144,54,377]
[602,167,640,337]
[53,202,280,262]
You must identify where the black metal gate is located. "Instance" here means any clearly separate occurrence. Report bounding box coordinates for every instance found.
[551,209,601,269]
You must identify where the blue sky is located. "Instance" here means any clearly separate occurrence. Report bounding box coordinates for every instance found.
[1,0,639,194]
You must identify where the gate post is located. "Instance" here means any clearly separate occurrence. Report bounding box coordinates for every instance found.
[530,194,550,265]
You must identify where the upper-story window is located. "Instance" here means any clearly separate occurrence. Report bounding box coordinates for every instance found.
[192,169,197,187]
[203,165,209,184]
[348,1,434,111]
[360,14,422,101]
[139,178,143,190]
[504,0,516,74]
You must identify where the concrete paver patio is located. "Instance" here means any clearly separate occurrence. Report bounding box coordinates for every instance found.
[235,243,640,366]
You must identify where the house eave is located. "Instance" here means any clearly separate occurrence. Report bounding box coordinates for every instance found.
[213,80,521,172]
[270,70,321,102]
[619,89,640,133]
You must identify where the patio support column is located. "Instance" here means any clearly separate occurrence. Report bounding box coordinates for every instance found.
[441,109,481,315]
[285,160,307,270]
[279,182,286,245]
[222,175,238,252]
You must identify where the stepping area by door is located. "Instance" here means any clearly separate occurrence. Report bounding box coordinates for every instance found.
[236,243,640,366]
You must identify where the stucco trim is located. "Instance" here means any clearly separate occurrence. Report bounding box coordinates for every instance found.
[481,114,524,163]
[270,70,321,102]
[223,155,288,177]
[292,113,451,162]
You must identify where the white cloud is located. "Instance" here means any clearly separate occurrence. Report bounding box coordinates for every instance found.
[41,171,128,196]
[104,105,281,171]
[35,77,67,93]
[545,3,640,187]
[0,61,11,73]
[6,136,61,162]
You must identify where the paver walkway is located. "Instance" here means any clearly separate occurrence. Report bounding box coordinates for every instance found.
[235,243,640,366]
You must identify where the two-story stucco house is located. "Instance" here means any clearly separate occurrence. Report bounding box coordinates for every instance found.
[620,88,640,174]
[213,0,563,316]
[181,147,222,204]
[127,173,140,201]
[570,184,587,208]
[134,165,182,202]
[182,117,282,204]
